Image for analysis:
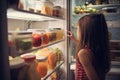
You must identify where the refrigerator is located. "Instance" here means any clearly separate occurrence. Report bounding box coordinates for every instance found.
[1,0,120,80]
[1,0,71,80]
[70,0,120,80]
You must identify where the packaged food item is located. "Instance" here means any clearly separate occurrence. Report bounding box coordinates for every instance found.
[20,53,41,80]
[40,0,54,16]
[20,53,36,62]
[36,62,48,78]
[56,30,64,40]
[9,31,33,53]
[46,32,56,42]
[32,33,42,47]
[10,57,25,69]
[53,6,62,17]
[48,52,57,69]
[18,0,27,10]
[26,0,35,12]
[8,34,17,57]
[41,33,50,45]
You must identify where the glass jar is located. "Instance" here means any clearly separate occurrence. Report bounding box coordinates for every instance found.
[26,0,35,12]
[53,6,62,17]
[9,31,33,53]
[8,33,17,57]
[20,53,41,80]
[35,0,42,14]
[40,0,54,16]
[18,0,27,10]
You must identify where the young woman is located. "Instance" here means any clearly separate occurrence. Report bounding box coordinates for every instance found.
[68,13,111,80]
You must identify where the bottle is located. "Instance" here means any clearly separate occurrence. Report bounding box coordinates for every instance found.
[96,0,101,5]
[20,53,41,80]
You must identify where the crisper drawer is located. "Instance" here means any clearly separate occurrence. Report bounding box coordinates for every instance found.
[110,40,120,61]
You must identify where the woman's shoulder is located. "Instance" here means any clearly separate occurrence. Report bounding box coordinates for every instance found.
[77,48,92,59]
[77,48,93,66]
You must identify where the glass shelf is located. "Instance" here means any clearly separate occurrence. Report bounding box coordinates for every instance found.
[87,4,120,9]
[72,12,120,21]
[42,61,64,80]
[7,8,64,21]
[18,39,65,55]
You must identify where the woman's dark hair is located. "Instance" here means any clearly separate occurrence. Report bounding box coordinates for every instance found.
[76,13,110,79]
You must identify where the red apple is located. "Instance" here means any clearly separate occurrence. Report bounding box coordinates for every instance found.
[32,34,42,47]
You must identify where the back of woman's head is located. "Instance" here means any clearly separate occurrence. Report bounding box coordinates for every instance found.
[77,13,110,74]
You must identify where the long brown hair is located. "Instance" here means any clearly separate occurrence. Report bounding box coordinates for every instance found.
[76,13,110,79]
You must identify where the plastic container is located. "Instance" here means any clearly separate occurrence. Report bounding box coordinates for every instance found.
[10,57,26,80]
[20,53,36,62]
[56,29,64,40]
[40,0,54,16]
[41,33,50,45]
[20,53,41,80]
[18,0,27,10]
[9,31,33,53]
[53,6,62,17]
[36,54,48,62]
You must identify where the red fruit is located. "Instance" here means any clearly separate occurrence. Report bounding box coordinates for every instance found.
[32,34,42,47]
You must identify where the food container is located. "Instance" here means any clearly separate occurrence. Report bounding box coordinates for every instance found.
[31,30,45,47]
[47,28,64,41]
[46,31,56,42]
[9,31,33,53]
[20,53,41,80]
[26,0,35,12]
[20,53,36,62]
[56,29,64,40]
[10,57,26,80]
[34,0,42,13]
[36,54,48,62]
[18,0,27,10]
[40,0,54,16]
[8,34,17,57]
[53,6,62,17]
[41,33,50,45]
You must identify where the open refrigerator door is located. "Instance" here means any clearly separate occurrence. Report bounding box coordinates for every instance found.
[7,0,70,80]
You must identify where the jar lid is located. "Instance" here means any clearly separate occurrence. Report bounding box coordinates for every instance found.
[53,6,62,9]
[20,53,36,62]
[10,57,25,69]
[36,54,48,62]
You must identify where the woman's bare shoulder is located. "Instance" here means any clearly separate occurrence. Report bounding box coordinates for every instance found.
[77,49,92,64]
[77,49,91,57]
